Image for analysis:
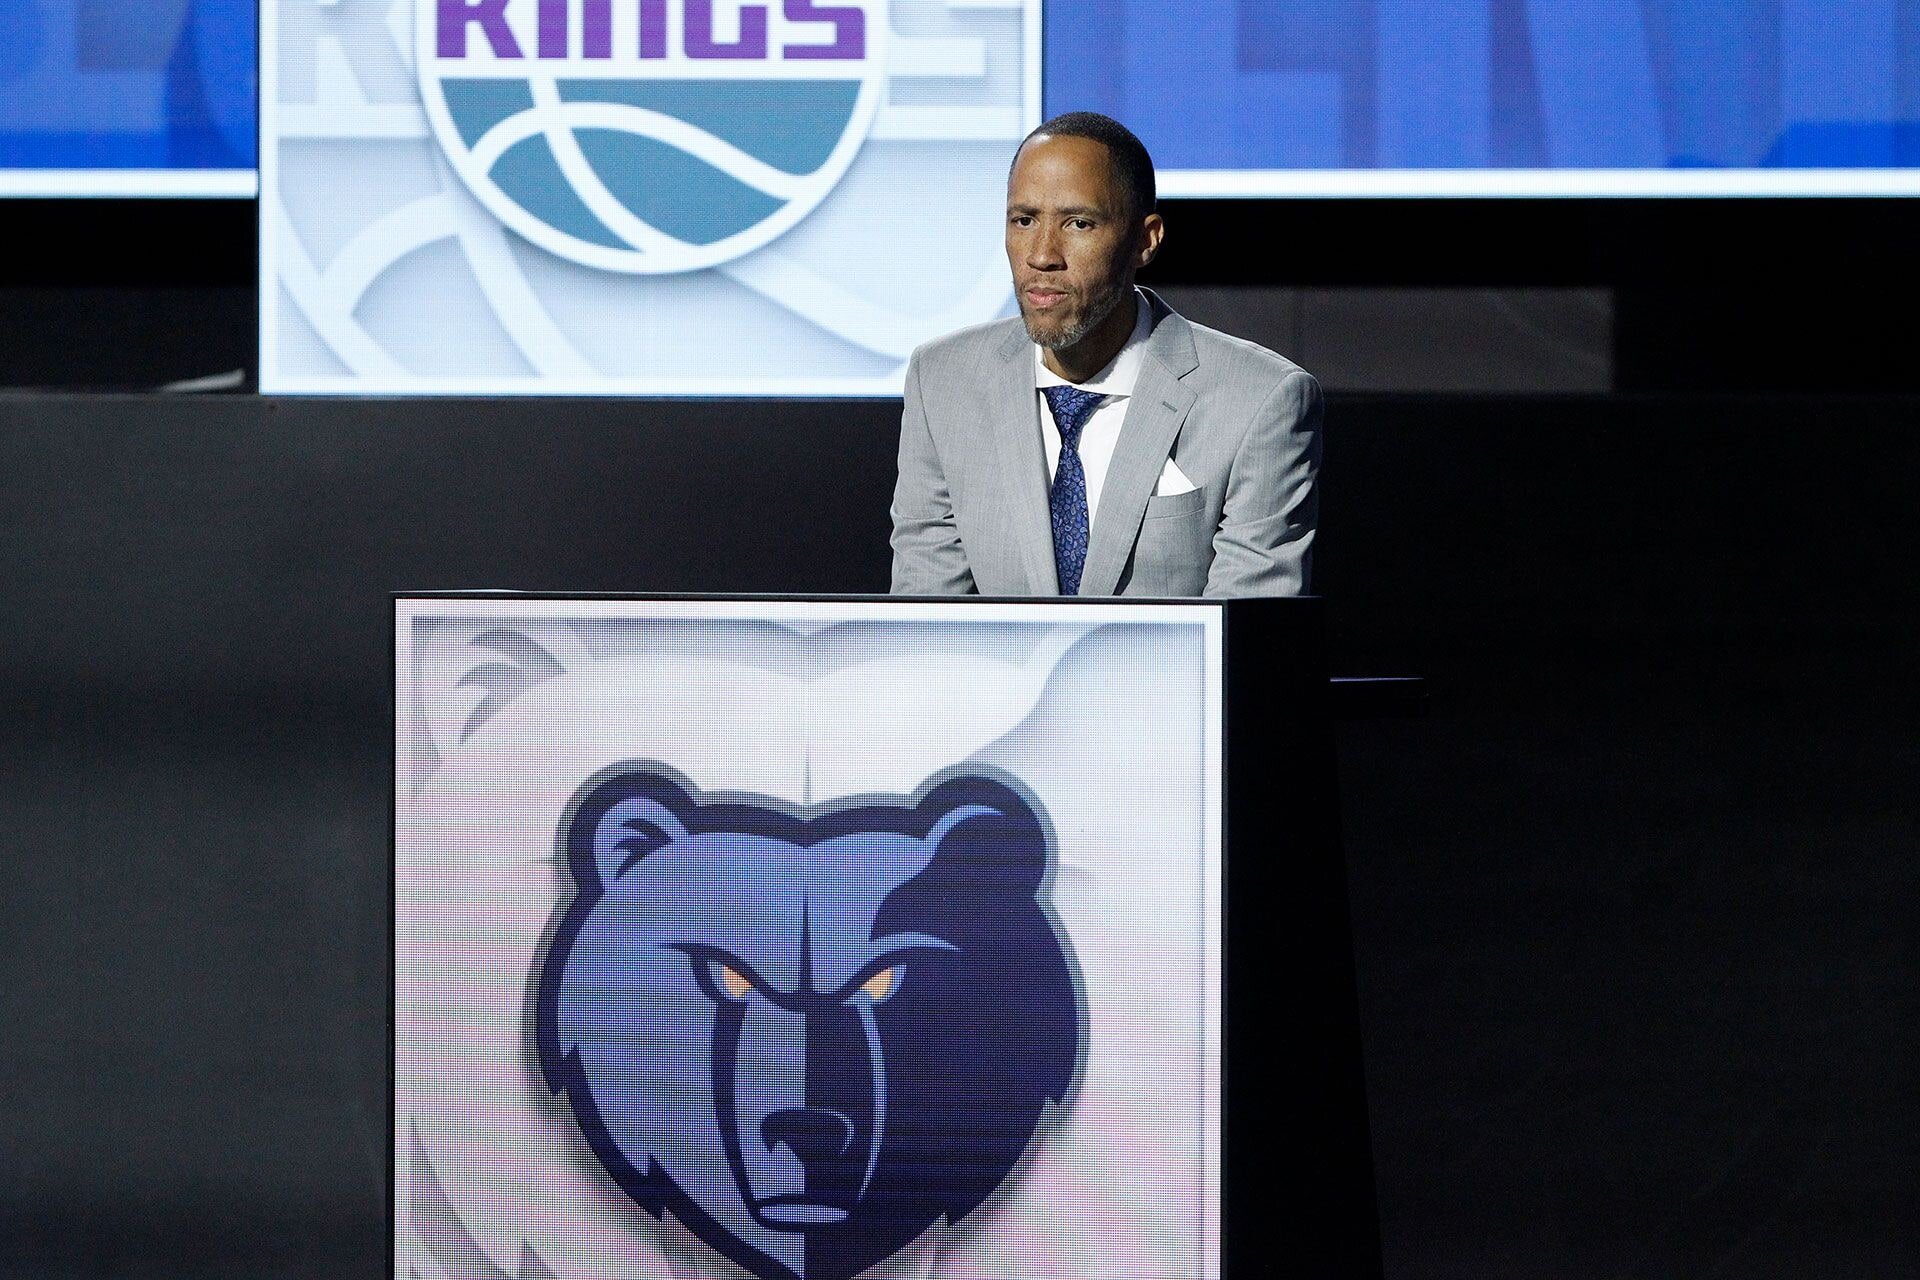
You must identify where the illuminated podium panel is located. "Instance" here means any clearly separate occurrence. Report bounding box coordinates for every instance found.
[392,595,1377,1280]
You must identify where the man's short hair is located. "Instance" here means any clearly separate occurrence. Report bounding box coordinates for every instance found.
[1017,112,1157,219]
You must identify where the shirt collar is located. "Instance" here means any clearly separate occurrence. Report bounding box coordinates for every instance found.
[1034,289,1153,396]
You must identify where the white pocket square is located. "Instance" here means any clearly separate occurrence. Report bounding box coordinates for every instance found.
[1154,458,1199,496]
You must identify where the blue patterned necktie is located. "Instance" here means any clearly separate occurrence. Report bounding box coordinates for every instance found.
[1043,384,1105,596]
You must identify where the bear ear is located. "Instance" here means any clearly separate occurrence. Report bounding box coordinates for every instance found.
[565,770,694,891]
[918,774,1050,895]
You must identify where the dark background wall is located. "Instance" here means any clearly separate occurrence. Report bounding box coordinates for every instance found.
[1,174,1916,1278]
[5,197,1920,393]
[0,392,1912,1277]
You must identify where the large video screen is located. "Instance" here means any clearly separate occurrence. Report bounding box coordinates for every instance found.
[0,0,254,196]
[1047,0,1920,196]
[394,596,1225,1280]
[262,0,1918,394]
[12,2,1912,205]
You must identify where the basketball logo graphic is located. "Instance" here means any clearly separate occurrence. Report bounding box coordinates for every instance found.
[418,0,886,275]
[266,0,1037,394]
[392,606,1221,1278]
[536,768,1080,1280]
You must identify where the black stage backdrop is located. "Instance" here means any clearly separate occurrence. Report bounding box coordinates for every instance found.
[7,199,1920,394]
[0,394,1913,1278]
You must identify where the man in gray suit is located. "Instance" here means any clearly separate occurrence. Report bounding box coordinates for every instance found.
[890,112,1322,598]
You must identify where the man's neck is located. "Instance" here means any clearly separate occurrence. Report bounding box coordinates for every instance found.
[1041,287,1140,384]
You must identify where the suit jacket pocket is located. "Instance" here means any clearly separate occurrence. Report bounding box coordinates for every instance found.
[1130,491,1214,596]
[1143,486,1207,519]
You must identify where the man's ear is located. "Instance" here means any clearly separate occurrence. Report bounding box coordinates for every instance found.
[917,774,1049,896]
[1137,211,1165,269]
[564,770,694,891]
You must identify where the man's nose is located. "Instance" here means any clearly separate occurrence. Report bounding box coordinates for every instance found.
[1026,227,1064,269]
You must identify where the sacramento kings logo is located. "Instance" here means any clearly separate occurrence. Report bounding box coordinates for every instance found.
[419,0,886,274]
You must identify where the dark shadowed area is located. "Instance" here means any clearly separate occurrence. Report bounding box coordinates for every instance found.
[0,393,1913,1277]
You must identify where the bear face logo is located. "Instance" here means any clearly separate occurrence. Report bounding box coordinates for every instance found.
[535,768,1081,1280]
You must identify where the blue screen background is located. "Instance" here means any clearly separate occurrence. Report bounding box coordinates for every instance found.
[0,0,255,170]
[1,2,1916,176]
[1044,0,1920,171]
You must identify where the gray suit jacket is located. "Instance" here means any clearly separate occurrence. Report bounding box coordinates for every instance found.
[889,289,1322,597]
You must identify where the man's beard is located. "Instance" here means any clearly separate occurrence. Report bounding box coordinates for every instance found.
[1021,277,1128,352]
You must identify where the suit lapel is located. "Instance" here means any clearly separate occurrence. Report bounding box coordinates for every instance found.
[984,323,1059,594]
[1079,301,1199,596]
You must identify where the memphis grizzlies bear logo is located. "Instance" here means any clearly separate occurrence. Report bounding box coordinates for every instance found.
[535,768,1082,1280]
[420,0,887,275]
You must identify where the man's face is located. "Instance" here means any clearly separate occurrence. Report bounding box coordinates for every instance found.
[1006,134,1151,351]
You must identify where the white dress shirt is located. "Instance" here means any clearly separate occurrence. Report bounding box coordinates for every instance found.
[1034,290,1154,524]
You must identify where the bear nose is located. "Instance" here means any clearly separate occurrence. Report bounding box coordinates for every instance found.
[761,1108,854,1163]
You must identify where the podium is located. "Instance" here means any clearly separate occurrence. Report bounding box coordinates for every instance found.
[391,594,1379,1280]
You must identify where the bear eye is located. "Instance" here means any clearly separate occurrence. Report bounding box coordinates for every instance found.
[861,965,903,1003]
[712,961,754,1001]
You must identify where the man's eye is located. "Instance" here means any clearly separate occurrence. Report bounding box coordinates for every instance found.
[1070,219,1093,230]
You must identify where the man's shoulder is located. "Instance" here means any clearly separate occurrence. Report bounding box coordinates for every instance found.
[1145,299,1321,437]
[907,314,1027,378]
[1167,307,1313,385]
